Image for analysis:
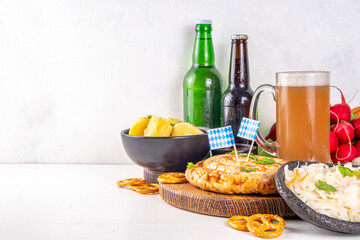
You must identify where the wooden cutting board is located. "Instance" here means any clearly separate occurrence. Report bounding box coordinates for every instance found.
[159,183,296,218]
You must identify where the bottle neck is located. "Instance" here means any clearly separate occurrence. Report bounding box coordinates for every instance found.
[192,24,215,67]
[229,39,249,89]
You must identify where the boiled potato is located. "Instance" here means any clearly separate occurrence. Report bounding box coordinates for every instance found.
[129,115,152,136]
[165,118,182,125]
[171,122,203,136]
[144,115,173,137]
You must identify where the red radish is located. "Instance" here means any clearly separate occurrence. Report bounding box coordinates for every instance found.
[351,118,360,138]
[265,123,276,141]
[354,141,360,157]
[331,144,358,163]
[330,122,354,143]
[330,131,339,153]
[330,86,351,124]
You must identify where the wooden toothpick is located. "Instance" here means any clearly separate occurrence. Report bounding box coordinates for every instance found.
[245,140,255,161]
[233,144,239,162]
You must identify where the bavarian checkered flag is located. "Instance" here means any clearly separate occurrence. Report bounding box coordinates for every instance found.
[237,117,261,141]
[207,126,240,160]
[207,126,235,150]
[237,117,261,161]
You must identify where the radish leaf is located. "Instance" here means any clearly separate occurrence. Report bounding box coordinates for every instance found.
[351,113,358,121]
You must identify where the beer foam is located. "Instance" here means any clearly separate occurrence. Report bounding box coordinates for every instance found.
[276,71,330,86]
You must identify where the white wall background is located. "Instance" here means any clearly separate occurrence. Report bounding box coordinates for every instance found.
[0,0,360,164]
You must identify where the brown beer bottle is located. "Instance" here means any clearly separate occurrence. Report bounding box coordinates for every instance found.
[222,34,253,144]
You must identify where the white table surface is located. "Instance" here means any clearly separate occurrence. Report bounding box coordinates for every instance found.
[0,164,357,240]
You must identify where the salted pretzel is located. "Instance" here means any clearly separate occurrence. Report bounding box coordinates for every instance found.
[227,216,250,231]
[131,183,159,194]
[158,172,187,184]
[117,178,146,187]
[246,214,285,238]
[228,215,268,232]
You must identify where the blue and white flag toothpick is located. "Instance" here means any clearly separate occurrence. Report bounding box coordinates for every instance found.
[207,126,239,160]
[238,117,261,141]
[237,117,261,161]
[207,126,235,150]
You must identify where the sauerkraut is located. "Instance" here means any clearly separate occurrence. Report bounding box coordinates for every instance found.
[284,163,360,222]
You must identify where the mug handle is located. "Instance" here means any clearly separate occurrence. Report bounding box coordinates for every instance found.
[249,84,277,156]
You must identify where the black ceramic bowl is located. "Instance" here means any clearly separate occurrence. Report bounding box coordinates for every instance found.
[275,161,360,234]
[121,128,210,172]
[211,143,257,156]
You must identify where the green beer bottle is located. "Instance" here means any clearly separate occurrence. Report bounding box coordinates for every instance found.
[183,20,223,128]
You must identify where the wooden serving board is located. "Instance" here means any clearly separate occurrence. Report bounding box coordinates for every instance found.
[159,183,296,218]
[143,168,164,184]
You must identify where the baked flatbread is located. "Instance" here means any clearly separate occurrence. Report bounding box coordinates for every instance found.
[185,154,286,195]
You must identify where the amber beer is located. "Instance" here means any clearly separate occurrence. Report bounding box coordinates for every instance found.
[249,71,332,163]
[276,84,330,162]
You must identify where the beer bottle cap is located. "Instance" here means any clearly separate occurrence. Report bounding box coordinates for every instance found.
[196,20,212,25]
[231,34,248,40]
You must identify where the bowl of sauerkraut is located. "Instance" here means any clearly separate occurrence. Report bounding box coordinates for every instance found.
[275,161,360,234]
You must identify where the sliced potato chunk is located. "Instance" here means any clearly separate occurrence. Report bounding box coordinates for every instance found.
[165,118,182,125]
[171,122,203,136]
[129,115,152,136]
[144,115,173,137]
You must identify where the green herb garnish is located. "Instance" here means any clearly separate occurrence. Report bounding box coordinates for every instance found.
[226,152,281,165]
[252,157,281,165]
[240,167,256,173]
[187,162,198,169]
[337,163,360,178]
[241,153,258,160]
[226,151,258,160]
[225,150,236,155]
[315,180,338,192]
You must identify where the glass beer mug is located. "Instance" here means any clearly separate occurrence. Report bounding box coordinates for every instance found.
[249,71,332,163]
